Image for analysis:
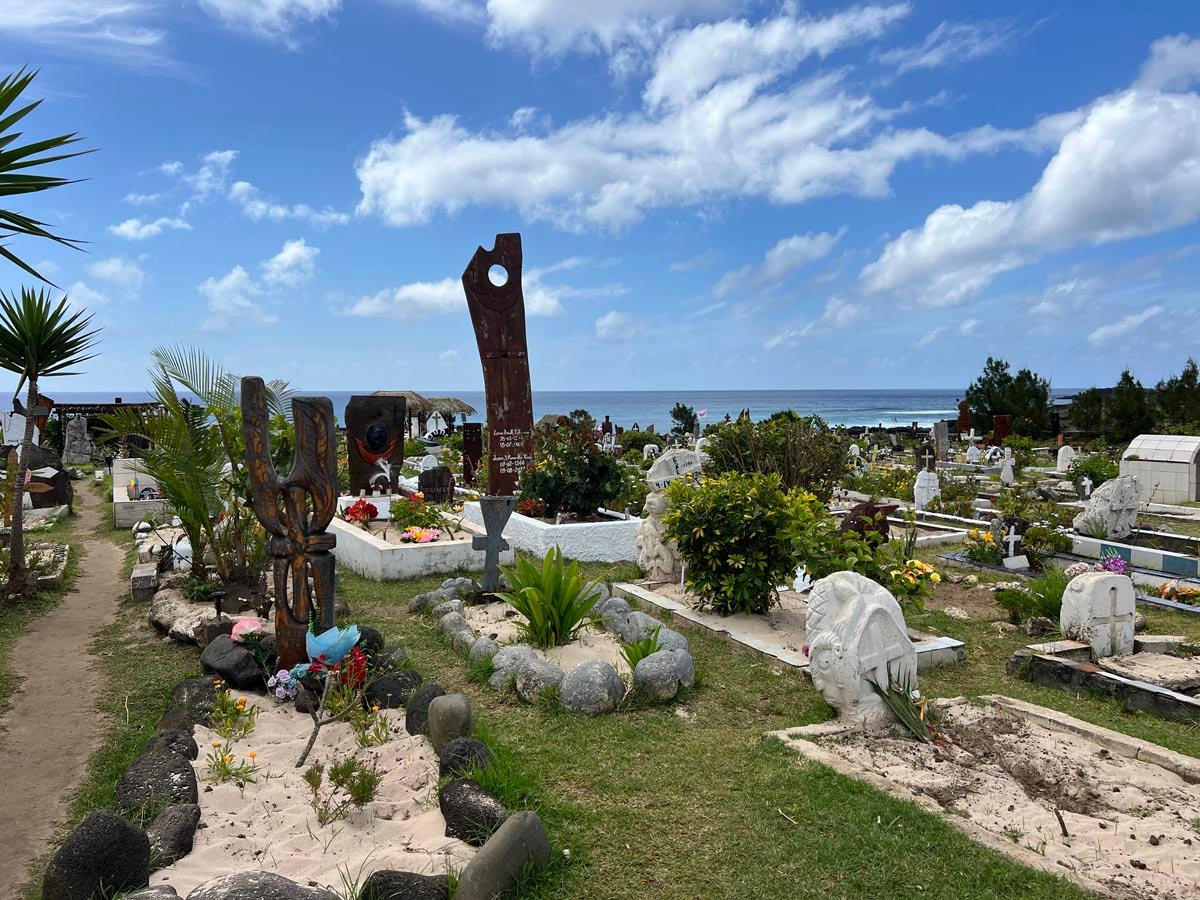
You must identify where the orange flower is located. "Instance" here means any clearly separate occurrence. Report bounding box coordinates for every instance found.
[248,751,257,759]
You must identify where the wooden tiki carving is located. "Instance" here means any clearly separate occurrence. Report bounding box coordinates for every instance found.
[345,395,407,495]
[240,376,338,670]
[462,233,535,496]
[461,422,483,484]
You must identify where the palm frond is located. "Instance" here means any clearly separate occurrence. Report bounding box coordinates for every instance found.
[0,68,92,284]
[0,287,100,392]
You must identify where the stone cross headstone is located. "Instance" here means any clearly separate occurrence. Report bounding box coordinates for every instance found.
[1079,475,1093,500]
[345,395,407,496]
[915,442,936,473]
[888,433,898,448]
[695,436,710,461]
[418,465,455,503]
[1057,444,1076,472]
[805,572,917,731]
[1060,572,1135,658]
[646,448,702,491]
[471,496,515,593]
[1003,526,1020,558]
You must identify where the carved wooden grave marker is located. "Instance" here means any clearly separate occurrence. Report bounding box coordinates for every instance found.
[241,376,338,670]
[463,233,534,593]
[345,395,407,496]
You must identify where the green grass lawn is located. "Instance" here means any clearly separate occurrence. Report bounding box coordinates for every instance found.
[337,560,1199,900]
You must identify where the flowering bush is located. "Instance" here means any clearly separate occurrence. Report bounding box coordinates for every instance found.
[1161,580,1200,606]
[390,493,444,530]
[1099,552,1129,576]
[962,529,1002,564]
[1064,562,1092,577]
[267,668,299,702]
[400,526,440,543]
[886,559,940,611]
[342,498,377,529]
[515,497,546,518]
[210,685,257,740]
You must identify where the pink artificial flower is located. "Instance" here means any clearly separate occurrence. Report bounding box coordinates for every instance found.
[231,618,264,643]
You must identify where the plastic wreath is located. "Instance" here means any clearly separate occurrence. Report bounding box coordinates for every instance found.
[306,623,360,666]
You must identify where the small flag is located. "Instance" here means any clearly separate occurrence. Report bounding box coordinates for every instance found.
[698,408,708,418]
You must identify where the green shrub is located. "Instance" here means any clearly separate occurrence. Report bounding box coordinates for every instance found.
[520,411,627,516]
[703,413,850,502]
[498,548,603,648]
[403,438,426,458]
[389,495,445,530]
[1002,435,1036,471]
[620,628,662,671]
[1021,525,1072,569]
[1067,454,1119,488]
[617,429,662,454]
[663,472,802,615]
[842,464,916,502]
[995,566,1071,623]
[926,477,980,518]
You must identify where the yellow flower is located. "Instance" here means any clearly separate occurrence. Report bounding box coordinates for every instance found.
[222,755,232,763]
[889,570,902,578]
[930,572,941,583]
[371,706,380,713]
[968,529,979,538]
[248,751,257,759]
[983,532,994,542]
[212,741,221,747]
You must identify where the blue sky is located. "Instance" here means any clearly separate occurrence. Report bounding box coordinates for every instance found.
[3,1,1200,395]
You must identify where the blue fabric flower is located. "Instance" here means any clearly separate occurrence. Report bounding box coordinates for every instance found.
[289,663,312,681]
[306,624,360,665]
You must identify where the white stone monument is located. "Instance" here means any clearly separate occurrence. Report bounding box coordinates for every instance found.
[1060,572,1135,658]
[1056,444,1076,473]
[1072,474,1141,540]
[999,448,1015,487]
[966,443,982,465]
[805,572,917,731]
[694,436,710,462]
[642,443,661,461]
[913,469,940,511]
[636,448,702,583]
[62,416,95,465]
[419,454,438,471]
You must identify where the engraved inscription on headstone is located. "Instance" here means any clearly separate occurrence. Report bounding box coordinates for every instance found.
[418,464,455,503]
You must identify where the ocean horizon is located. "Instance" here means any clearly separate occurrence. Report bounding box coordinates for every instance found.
[46,388,1082,431]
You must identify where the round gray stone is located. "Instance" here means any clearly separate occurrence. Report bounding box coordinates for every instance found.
[451,628,476,653]
[596,597,630,625]
[360,870,448,900]
[186,871,337,899]
[514,658,565,702]
[199,635,262,690]
[454,811,551,900]
[468,635,498,663]
[613,611,663,644]
[405,684,446,735]
[671,648,696,688]
[366,670,424,709]
[558,660,625,714]
[114,749,199,813]
[439,611,469,636]
[428,693,472,754]
[439,736,493,779]
[654,626,689,653]
[128,889,181,899]
[157,676,217,733]
[430,598,465,619]
[42,810,150,900]
[147,803,201,868]
[439,778,508,846]
[633,649,684,701]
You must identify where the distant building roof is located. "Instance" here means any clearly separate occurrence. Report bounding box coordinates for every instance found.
[372,391,476,417]
[1123,434,1200,464]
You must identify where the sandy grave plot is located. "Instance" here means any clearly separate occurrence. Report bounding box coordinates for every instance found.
[464,599,629,673]
[366,521,472,547]
[153,701,473,895]
[772,698,1200,899]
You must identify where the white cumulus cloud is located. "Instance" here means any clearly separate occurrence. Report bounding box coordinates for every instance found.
[595,310,643,342]
[262,238,319,287]
[1087,305,1164,345]
[108,216,190,240]
[714,229,844,297]
[87,256,146,296]
[198,0,340,48]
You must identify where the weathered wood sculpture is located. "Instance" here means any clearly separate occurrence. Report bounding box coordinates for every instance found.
[462,233,535,592]
[462,232,534,497]
[345,395,407,495]
[241,376,338,670]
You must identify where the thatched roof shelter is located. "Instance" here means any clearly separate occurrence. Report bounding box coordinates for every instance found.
[372,391,437,415]
[425,395,477,417]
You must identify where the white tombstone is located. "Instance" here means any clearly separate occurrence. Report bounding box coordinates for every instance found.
[694,436,710,462]
[1072,474,1141,540]
[805,572,917,731]
[1060,572,1135,658]
[999,449,1015,487]
[419,454,438,472]
[1056,444,1076,473]
[849,443,860,458]
[642,443,661,461]
[913,469,940,511]
[966,443,982,465]
[423,412,446,436]
[646,448,702,491]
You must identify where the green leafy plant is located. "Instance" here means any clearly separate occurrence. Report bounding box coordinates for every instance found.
[1001,435,1036,471]
[996,566,1071,623]
[1067,454,1119,489]
[962,528,1003,565]
[520,410,628,516]
[842,464,916,502]
[663,472,801,615]
[209,684,257,740]
[0,68,91,284]
[203,740,260,787]
[703,412,851,502]
[389,495,444,530]
[670,402,699,438]
[617,429,661,454]
[403,437,426,458]
[0,288,99,598]
[498,548,603,648]
[303,755,383,826]
[869,678,934,743]
[964,356,1052,437]
[1021,525,1072,569]
[620,627,662,671]
[182,574,218,603]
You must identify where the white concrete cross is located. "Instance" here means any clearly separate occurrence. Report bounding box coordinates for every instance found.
[1093,583,1133,658]
[921,447,935,469]
[1080,476,1093,498]
[1004,526,1021,558]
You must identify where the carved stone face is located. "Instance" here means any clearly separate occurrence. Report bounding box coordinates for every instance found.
[644,490,668,519]
[807,633,848,710]
[364,421,389,453]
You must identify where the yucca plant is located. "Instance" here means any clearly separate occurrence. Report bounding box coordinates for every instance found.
[497,548,603,648]
[0,68,91,284]
[0,288,98,598]
[620,627,662,671]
